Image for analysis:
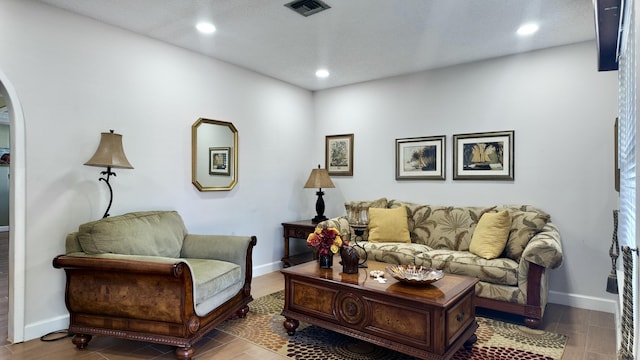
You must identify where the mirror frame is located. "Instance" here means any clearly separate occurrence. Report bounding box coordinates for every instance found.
[191,118,238,191]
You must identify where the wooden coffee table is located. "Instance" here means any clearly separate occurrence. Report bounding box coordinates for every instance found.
[281,258,478,360]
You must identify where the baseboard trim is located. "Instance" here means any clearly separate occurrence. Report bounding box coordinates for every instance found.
[0,226,9,232]
[24,314,69,342]
[253,261,282,277]
[549,289,617,314]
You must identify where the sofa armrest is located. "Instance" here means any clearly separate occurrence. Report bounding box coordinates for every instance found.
[521,222,563,269]
[317,217,353,241]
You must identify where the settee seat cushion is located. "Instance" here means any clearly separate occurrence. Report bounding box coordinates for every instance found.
[184,258,242,305]
[418,249,518,286]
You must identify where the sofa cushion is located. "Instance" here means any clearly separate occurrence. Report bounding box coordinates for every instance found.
[421,249,519,286]
[393,203,491,251]
[344,197,388,216]
[362,242,432,265]
[77,211,186,258]
[501,208,550,261]
[184,258,242,305]
[368,206,411,243]
[469,210,511,259]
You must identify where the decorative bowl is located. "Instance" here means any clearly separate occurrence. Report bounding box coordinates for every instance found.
[385,265,444,285]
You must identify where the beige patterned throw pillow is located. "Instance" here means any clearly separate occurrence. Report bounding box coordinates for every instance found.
[344,198,388,215]
[504,209,550,261]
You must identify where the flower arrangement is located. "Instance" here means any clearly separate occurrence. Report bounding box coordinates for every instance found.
[307,226,347,256]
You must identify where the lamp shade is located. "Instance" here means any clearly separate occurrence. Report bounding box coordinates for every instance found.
[304,166,334,189]
[84,131,134,169]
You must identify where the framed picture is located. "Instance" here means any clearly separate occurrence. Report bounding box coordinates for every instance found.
[326,134,354,176]
[209,147,231,176]
[395,136,445,180]
[453,130,514,180]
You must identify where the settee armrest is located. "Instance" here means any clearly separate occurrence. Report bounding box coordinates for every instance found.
[53,254,186,276]
[317,216,352,241]
[181,234,255,262]
[521,222,563,269]
[181,235,257,287]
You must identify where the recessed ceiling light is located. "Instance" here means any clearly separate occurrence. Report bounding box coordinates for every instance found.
[196,22,216,34]
[517,23,539,36]
[315,69,330,78]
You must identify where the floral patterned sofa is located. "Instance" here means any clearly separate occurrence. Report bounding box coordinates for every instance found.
[318,198,563,328]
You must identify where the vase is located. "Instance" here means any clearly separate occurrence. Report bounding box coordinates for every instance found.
[318,253,333,269]
[340,246,360,274]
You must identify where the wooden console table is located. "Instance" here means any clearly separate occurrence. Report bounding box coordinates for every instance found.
[281,220,317,267]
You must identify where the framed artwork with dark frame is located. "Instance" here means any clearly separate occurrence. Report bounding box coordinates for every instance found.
[453,130,514,180]
[209,147,231,176]
[325,133,354,176]
[395,135,445,180]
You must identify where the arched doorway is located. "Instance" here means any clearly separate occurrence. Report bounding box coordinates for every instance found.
[0,70,26,343]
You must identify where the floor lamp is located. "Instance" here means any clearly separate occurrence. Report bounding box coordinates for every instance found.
[84,130,134,218]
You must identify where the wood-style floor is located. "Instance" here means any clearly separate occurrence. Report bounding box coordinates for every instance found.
[0,235,618,359]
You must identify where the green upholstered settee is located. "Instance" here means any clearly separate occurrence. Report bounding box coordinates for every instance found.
[53,211,256,360]
[318,198,563,328]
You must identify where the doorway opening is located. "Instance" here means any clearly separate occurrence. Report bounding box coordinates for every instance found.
[0,72,27,344]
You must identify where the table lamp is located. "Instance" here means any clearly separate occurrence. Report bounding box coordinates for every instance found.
[304,165,334,223]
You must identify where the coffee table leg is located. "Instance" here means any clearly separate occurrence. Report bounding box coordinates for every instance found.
[463,333,477,350]
[283,317,299,336]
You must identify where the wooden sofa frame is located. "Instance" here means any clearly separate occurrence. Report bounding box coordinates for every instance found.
[475,263,544,328]
[52,235,257,360]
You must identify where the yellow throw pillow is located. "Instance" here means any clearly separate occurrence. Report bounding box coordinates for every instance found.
[469,210,511,259]
[367,206,411,243]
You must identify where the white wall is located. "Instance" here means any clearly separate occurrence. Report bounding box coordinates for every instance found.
[314,41,620,312]
[0,0,316,340]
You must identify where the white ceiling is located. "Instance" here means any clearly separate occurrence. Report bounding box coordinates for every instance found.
[37,0,597,91]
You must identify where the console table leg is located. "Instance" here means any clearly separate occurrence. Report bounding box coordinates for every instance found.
[463,333,477,350]
[283,317,299,336]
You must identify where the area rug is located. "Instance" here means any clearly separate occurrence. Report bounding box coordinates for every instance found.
[217,291,567,359]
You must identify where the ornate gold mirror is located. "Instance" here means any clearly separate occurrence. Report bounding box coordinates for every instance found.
[192,118,238,191]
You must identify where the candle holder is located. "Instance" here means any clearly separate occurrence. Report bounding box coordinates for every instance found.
[350,224,368,268]
[348,204,369,268]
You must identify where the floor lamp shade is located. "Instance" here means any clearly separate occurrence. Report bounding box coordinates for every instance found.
[84,131,134,169]
[304,165,334,224]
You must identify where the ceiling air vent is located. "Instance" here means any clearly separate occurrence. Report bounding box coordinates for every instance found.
[284,0,331,17]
